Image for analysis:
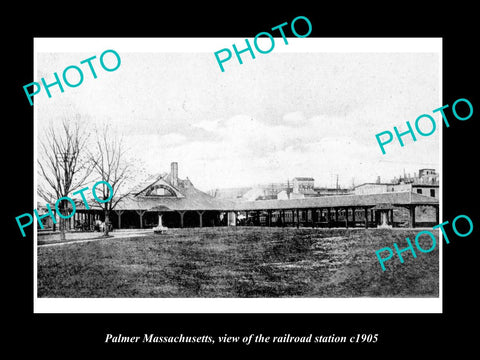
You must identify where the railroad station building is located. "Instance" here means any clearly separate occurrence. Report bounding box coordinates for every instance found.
[68,162,439,231]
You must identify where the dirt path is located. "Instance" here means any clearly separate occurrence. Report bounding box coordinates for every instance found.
[38,229,152,247]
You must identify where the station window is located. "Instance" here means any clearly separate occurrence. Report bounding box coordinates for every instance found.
[430,189,435,197]
[417,189,422,194]
[148,185,176,197]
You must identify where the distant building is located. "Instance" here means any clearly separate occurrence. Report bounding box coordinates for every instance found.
[411,185,438,198]
[393,168,439,198]
[314,187,350,196]
[292,177,316,195]
[418,168,439,184]
[353,168,439,198]
[393,183,438,198]
[353,183,392,195]
[215,176,351,201]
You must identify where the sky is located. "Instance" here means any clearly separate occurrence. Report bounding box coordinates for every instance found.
[36,38,441,192]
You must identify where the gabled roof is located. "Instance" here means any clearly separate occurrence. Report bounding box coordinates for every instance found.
[112,175,235,211]
[135,176,185,198]
[129,173,168,196]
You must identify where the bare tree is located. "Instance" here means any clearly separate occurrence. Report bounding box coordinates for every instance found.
[89,124,135,236]
[37,118,92,240]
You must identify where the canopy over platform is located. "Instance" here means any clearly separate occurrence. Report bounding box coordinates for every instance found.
[82,190,437,213]
[231,191,437,212]
[370,202,394,210]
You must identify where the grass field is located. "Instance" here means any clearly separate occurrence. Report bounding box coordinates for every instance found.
[37,227,439,298]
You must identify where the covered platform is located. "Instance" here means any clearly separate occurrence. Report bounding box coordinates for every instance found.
[68,162,439,231]
[71,190,438,230]
[229,191,439,229]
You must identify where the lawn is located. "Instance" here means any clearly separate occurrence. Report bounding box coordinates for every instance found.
[37,227,439,298]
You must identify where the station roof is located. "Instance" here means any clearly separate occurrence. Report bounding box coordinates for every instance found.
[230,191,438,211]
[114,186,235,212]
[105,190,438,212]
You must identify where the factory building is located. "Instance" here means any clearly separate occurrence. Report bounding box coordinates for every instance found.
[353,168,439,198]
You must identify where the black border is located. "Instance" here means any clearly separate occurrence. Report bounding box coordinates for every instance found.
[8,6,479,355]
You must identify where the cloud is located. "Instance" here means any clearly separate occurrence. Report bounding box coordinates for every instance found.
[282,111,307,126]
[159,133,187,146]
[112,105,440,191]
[192,119,221,132]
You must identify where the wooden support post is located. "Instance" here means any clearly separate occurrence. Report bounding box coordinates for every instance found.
[282,210,285,227]
[345,208,349,229]
[327,208,331,228]
[390,209,394,227]
[364,207,368,229]
[52,209,56,231]
[267,210,272,227]
[334,208,338,224]
[352,208,356,226]
[296,209,300,228]
[197,211,204,227]
[410,205,416,228]
[115,210,124,229]
[178,211,185,228]
[135,210,146,228]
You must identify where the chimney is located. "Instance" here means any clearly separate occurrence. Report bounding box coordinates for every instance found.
[171,162,178,187]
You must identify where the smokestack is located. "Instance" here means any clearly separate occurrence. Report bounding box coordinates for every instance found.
[171,162,178,187]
